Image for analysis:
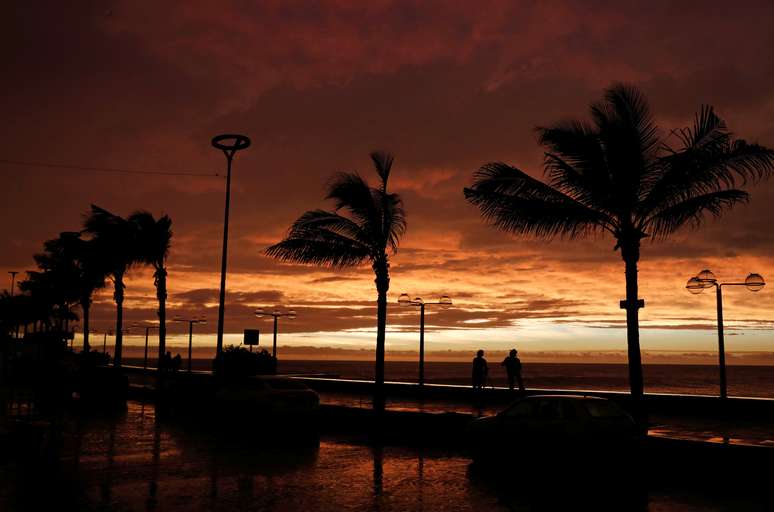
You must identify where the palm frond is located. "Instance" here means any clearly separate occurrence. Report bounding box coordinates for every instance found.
[673,105,727,149]
[128,210,173,267]
[647,189,749,239]
[382,192,406,253]
[325,172,381,236]
[291,209,372,247]
[639,135,774,221]
[464,162,614,238]
[590,83,659,204]
[538,120,612,210]
[265,221,371,268]
[370,151,394,191]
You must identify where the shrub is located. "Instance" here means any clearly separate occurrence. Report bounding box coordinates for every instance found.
[214,345,276,378]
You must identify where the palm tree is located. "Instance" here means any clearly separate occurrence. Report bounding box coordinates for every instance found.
[33,232,107,351]
[84,205,136,367]
[266,152,406,411]
[464,84,774,419]
[128,211,172,367]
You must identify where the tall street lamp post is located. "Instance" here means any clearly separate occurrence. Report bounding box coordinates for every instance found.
[686,269,765,399]
[132,323,159,369]
[211,134,251,362]
[255,309,296,358]
[397,294,452,387]
[174,317,207,372]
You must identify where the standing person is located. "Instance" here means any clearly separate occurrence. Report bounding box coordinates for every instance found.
[471,350,488,390]
[501,349,524,392]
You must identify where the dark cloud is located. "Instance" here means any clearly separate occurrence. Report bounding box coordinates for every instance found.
[3,1,774,351]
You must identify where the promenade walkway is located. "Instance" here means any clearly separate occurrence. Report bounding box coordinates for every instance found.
[122,367,774,449]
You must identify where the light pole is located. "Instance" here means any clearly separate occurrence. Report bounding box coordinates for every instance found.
[255,309,296,358]
[174,317,206,372]
[132,323,159,369]
[211,134,251,362]
[686,269,765,399]
[102,330,114,355]
[397,294,452,387]
[8,271,18,296]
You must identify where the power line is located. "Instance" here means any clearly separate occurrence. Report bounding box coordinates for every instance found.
[0,158,222,178]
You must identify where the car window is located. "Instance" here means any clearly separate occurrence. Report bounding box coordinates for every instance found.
[584,400,628,418]
[560,401,578,419]
[246,379,267,390]
[536,400,563,420]
[502,401,535,419]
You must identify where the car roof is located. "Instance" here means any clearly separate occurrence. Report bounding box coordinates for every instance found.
[522,394,608,401]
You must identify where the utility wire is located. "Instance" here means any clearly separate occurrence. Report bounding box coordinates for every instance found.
[0,158,222,178]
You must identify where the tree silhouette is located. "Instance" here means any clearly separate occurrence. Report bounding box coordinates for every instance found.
[266,152,405,411]
[84,205,135,366]
[33,232,106,350]
[464,84,774,418]
[129,211,172,366]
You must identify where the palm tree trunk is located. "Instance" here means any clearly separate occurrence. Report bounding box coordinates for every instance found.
[81,298,91,352]
[156,267,167,371]
[621,239,645,427]
[373,260,389,412]
[114,273,124,367]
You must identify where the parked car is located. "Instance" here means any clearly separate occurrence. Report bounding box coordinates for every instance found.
[465,395,642,469]
[215,376,320,419]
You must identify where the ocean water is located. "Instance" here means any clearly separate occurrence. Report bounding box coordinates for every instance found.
[277,360,774,399]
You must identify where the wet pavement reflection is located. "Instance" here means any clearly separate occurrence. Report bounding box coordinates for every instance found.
[1,401,770,511]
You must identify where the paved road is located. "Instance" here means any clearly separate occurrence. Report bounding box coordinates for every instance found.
[1,401,771,511]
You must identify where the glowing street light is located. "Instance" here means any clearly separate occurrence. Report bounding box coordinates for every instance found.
[397,294,452,387]
[686,269,765,398]
[255,308,296,358]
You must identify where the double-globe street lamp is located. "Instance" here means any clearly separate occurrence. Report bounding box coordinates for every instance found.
[397,294,452,387]
[255,309,296,358]
[686,269,765,399]
[174,317,207,372]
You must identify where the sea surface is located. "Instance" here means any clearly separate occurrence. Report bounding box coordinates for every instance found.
[276,360,774,399]
[122,356,774,399]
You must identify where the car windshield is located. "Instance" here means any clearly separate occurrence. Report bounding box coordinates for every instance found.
[584,400,628,418]
[502,400,536,418]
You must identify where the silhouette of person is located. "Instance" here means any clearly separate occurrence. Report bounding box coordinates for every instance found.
[471,350,488,389]
[163,351,173,372]
[172,353,182,372]
[501,348,524,392]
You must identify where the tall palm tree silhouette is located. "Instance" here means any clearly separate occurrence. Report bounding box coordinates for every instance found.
[129,211,172,366]
[465,84,774,418]
[266,152,406,411]
[84,205,136,367]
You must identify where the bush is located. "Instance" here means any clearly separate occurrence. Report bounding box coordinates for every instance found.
[214,345,276,378]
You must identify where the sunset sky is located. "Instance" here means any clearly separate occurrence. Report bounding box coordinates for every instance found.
[2,1,774,362]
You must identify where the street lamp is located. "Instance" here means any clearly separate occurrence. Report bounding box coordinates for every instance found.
[397,294,452,387]
[102,330,114,355]
[132,323,159,370]
[174,317,207,372]
[255,308,296,358]
[211,134,251,362]
[686,269,765,398]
